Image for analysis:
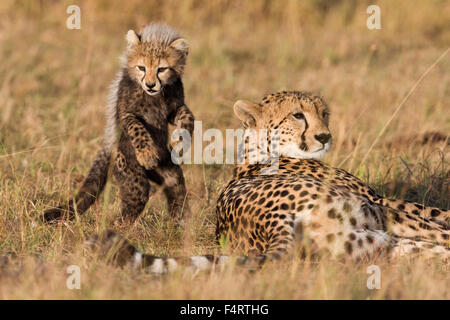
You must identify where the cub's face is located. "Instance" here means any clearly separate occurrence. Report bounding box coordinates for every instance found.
[234,91,332,160]
[125,30,189,96]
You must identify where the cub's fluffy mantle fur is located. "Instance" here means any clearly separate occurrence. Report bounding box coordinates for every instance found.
[44,23,194,223]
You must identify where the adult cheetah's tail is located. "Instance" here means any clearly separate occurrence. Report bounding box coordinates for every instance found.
[85,230,267,274]
[378,198,450,228]
[43,147,112,223]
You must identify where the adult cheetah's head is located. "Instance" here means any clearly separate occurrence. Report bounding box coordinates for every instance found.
[234,91,331,160]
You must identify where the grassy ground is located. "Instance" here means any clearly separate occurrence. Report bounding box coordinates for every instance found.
[0,0,449,299]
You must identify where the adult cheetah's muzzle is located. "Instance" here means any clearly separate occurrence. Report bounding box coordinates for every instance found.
[314,133,331,145]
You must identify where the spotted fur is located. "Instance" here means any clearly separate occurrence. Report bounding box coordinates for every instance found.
[89,91,449,273]
[44,23,194,223]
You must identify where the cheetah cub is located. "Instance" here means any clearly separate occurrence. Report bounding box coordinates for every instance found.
[44,23,194,223]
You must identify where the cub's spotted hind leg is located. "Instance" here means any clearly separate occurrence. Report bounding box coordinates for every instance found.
[113,150,151,223]
[146,161,190,220]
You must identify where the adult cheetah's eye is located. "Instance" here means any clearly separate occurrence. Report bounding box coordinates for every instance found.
[137,65,146,72]
[293,112,305,120]
[157,67,168,73]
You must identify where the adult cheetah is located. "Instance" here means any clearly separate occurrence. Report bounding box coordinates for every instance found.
[89,91,449,272]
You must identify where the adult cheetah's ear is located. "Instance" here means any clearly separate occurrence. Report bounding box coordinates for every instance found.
[170,38,189,56]
[126,30,140,48]
[233,100,260,128]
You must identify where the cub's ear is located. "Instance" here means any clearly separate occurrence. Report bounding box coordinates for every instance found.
[170,38,189,56]
[233,100,260,128]
[126,30,140,47]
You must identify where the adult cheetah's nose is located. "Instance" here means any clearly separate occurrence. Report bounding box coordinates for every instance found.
[314,133,331,145]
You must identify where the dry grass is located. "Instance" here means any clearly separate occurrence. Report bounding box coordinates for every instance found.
[0,0,449,299]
